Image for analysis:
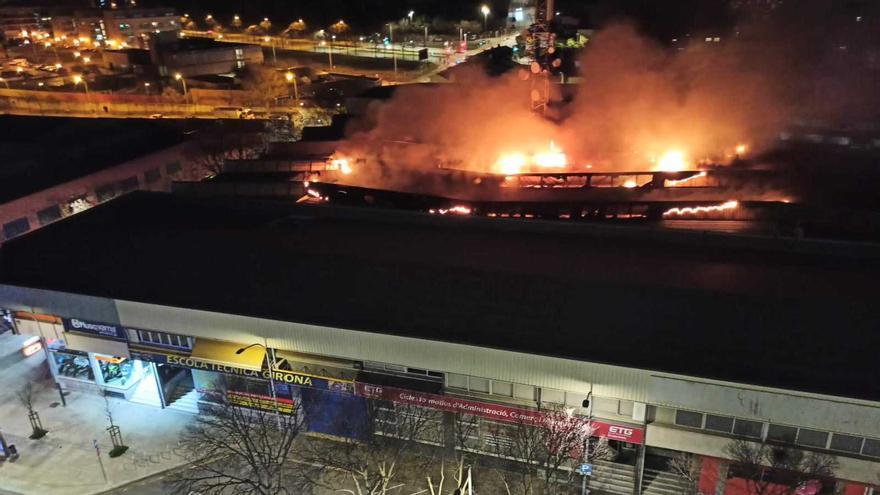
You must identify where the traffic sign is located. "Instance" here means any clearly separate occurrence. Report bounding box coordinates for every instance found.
[578,463,593,476]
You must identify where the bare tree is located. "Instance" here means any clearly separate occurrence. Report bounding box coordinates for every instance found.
[424,412,481,495]
[492,406,615,495]
[241,65,289,109]
[668,452,703,495]
[300,399,439,495]
[724,439,838,495]
[103,392,128,457]
[183,123,265,176]
[167,377,307,495]
[17,382,48,439]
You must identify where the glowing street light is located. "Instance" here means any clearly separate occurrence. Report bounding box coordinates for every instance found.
[480,4,490,30]
[285,71,299,101]
[408,10,414,22]
[73,74,90,104]
[82,56,91,64]
[174,72,187,99]
[235,342,282,427]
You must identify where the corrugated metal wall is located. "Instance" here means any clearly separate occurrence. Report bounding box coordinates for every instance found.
[114,299,651,401]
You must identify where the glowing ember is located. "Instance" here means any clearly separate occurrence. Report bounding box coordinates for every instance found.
[306,189,321,198]
[623,179,637,188]
[663,200,739,217]
[534,141,567,168]
[666,171,707,186]
[331,158,353,175]
[431,205,473,215]
[735,144,748,155]
[656,150,688,172]
[496,153,528,174]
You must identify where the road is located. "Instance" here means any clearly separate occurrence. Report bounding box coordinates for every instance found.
[182,30,516,65]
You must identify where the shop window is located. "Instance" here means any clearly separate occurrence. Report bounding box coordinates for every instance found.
[513,383,536,401]
[733,419,763,438]
[118,176,139,193]
[797,429,829,448]
[862,438,880,458]
[469,377,490,394]
[675,410,703,428]
[97,355,137,387]
[829,433,863,454]
[37,205,63,225]
[2,217,30,239]
[144,167,161,183]
[705,415,735,434]
[767,424,797,444]
[492,380,513,397]
[52,350,94,381]
[540,388,565,404]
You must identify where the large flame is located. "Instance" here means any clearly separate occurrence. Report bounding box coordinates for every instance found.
[495,153,528,175]
[534,141,568,168]
[494,142,568,174]
[656,150,689,172]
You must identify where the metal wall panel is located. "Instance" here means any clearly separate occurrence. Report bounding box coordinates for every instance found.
[648,375,880,437]
[113,299,651,401]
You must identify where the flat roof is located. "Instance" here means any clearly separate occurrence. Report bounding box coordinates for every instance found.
[2,191,879,401]
[0,116,185,204]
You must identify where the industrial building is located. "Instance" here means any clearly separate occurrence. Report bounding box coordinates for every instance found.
[0,190,878,494]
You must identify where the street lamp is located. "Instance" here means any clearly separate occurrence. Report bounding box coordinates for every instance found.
[82,56,91,64]
[328,34,336,69]
[285,71,299,102]
[388,23,397,74]
[235,342,282,428]
[264,36,277,65]
[480,4,490,31]
[408,10,414,22]
[73,74,91,107]
[174,72,187,100]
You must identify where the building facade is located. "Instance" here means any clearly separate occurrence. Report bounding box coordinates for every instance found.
[2,288,877,495]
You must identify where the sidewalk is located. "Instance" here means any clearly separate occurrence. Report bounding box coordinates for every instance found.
[0,334,195,495]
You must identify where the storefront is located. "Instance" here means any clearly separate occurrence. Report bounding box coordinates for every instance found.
[129,337,360,423]
[43,318,151,400]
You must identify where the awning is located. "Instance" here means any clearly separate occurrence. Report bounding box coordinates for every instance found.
[190,338,266,372]
[64,333,130,358]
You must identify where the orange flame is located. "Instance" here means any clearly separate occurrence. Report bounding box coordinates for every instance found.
[663,200,739,217]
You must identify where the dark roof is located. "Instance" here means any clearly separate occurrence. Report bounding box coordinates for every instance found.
[2,191,880,401]
[0,116,186,204]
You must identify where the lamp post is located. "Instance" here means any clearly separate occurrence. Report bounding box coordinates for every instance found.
[581,389,593,495]
[264,36,277,65]
[480,5,490,31]
[174,73,188,114]
[388,23,397,74]
[328,35,335,69]
[408,10,414,22]
[235,341,282,428]
[285,71,299,102]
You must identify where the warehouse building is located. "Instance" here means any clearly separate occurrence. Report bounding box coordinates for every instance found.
[0,192,878,494]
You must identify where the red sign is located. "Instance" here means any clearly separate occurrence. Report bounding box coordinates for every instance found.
[355,383,644,444]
